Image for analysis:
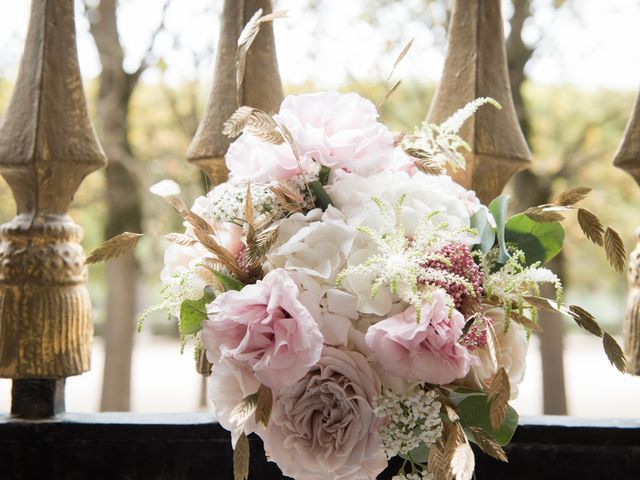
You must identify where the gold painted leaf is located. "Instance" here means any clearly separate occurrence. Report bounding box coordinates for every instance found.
[376,79,402,109]
[258,9,288,23]
[523,295,562,313]
[603,332,626,373]
[244,183,256,245]
[414,158,445,176]
[524,206,565,223]
[604,227,626,273]
[86,232,143,265]
[577,208,604,246]
[555,186,591,206]
[427,440,445,476]
[469,426,508,463]
[233,432,250,480]
[236,9,264,101]
[194,227,245,280]
[164,233,197,247]
[246,110,284,145]
[386,38,414,81]
[270,181,305,213]
[568,305,603,337]
[445,404,460,423]
[222,106,254,138]
[229,393,259,426]
[450,440,475,480]
[235,9,287,101]
[509,311,543,333]
[246,224,279,267]
[255,384,273,428]
[488,367,510,431]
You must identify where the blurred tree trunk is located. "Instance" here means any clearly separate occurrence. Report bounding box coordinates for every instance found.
[507,0,568,414]
[87,0,143,411]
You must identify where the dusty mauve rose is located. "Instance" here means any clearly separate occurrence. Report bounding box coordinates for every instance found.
[201,268,323,391]
[262,347,387,480]
[365,290,474,384]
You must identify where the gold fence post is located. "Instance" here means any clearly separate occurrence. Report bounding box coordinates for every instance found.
[0,0,107,417]
[188,0,283,376]
[614,89,640,375]
[426,0,531,204]
[186,0,284,185]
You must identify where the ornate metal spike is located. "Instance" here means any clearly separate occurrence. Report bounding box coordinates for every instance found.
[0,0,107,413]
[426,0,531,204]
[614,89,640,374]
[186,0,284,184]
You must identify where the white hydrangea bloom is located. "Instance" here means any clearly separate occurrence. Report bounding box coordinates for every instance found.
[328,169,477,241]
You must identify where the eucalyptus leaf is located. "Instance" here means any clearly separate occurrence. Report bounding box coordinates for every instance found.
[505,213,565,266]
[449,388,518,446]
[401,442,429,464]
[488,195,511,264]
[470,207,496,254]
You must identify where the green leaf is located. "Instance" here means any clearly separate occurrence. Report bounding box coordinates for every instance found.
[401,442,430,464]
[505,213,565,266]
[211,269,245,291]
[310,180,333,211]
[449,388,518,446]
[488,195,511,264]
[471,207,496,254]
[319,165,331,186]
[179,289,216,335]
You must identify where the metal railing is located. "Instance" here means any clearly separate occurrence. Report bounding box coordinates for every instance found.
[0,0,639,478]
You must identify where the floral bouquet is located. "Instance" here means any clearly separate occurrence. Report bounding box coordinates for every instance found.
[90,90,626,480]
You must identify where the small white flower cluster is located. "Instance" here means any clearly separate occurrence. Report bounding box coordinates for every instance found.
[201,173,316,225]
[373,386,443,459]
[392,471,434,480]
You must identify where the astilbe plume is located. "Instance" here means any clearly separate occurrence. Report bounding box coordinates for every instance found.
[420,243,483,308]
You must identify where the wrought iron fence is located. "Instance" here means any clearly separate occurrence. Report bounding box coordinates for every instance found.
[1,0,639,478]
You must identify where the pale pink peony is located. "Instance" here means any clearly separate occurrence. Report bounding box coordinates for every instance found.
[365,290,474,384]
[276,91,396,176]
[225,131,311,182]
[262,347,387,480]
[201,268,323,391]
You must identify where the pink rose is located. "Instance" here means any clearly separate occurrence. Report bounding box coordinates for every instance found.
[365,290,474,384]
[208,358,260,447]
[276,91,396,176]
[225,131,312,182]
[201,268,323,391]
[262,347,387,480]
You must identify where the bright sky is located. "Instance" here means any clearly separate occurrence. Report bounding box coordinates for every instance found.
[0,0,639,91]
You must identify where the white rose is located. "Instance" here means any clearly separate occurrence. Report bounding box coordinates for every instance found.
[266,206,357,285]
